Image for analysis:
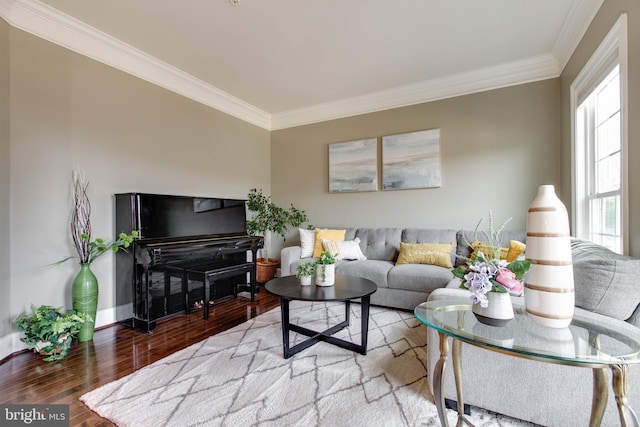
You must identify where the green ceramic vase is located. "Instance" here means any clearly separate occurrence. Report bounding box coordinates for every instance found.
[72,263,98,342]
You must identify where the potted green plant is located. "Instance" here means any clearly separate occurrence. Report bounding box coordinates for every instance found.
[315,251,336,286]
[296,262,315,286]
[246,188,309,282]
[16,305,92,362]
[55,170,138,342]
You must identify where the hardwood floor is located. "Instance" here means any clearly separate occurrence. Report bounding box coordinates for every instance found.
[0,289,280,426]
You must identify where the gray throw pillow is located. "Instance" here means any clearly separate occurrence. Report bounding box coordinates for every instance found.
[573,258,640,320]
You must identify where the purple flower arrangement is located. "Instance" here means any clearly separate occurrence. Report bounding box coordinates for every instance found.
[452,211,531,308]
[452,251,530,307]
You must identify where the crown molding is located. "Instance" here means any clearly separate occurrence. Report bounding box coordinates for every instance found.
[1,0,596,131]
[552,0,605,72]
[271,54,560,130]
[0,0,272,130]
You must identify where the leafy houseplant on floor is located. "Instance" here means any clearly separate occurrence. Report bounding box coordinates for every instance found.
[296,262,315,286]
[246,188,309,282]
[315,251,336,287]
[16,305,92,362]
[55,170,137,342]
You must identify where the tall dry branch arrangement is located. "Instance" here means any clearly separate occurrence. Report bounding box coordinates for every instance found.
[52,170,137,267]
[71,170,92,263]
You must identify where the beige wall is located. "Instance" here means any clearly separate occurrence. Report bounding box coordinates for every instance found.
[560,0,640,256]
[0,19,10,338]
[4,28,270,356]
[271,79,562,254]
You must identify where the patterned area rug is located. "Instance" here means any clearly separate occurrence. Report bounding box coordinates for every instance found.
[81,302,535,426]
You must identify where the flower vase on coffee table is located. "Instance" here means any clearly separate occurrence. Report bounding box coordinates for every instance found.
[472,291,514,326]
[451,211,531,328]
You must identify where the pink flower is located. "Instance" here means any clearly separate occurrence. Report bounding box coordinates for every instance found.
[495,268,523,295]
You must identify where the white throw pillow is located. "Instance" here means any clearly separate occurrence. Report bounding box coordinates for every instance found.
[299,228,315,258]
[321,238,367,261]
[321,239,341,258]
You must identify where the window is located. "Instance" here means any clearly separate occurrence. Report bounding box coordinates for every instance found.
[577,66,621,251]
[571,15,628,254]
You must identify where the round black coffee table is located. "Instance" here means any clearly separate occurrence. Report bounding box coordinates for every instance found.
[265,275,377,359]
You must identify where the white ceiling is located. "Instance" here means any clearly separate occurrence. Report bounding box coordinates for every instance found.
[1,0,604,129]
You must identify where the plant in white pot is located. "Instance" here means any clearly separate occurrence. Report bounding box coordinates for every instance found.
[315,251,337,286]
[296,262,315,286]
[246,188,309,282]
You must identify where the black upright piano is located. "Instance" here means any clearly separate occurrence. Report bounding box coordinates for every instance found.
[115,193,263,332]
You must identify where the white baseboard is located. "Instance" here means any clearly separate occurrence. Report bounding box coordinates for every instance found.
[1,332,21,361]
[95,303,133,327]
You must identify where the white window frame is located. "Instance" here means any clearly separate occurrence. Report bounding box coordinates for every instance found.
[570,14,628,254]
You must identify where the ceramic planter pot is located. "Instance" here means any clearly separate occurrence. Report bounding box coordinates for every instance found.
[256,258,279,283]
[72,263,98,342]
[316,264,335,286]
[300,275,312,286]
[472,292,514,326]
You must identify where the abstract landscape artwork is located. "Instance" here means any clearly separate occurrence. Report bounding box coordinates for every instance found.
[329,138,378,193]
[382,129,441,190]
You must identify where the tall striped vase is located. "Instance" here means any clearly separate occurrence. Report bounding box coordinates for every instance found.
[524,185,574,328]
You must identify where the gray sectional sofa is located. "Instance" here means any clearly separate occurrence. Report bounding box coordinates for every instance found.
[280,227,525,310]
[281,227,640,426]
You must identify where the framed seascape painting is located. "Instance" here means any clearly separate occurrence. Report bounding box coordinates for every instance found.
[382,128,441,190]
[329,138,378,193]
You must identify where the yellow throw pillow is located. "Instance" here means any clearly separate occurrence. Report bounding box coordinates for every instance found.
[312,229,346,258]
[469,241,508,261]
[506,240,526,262]
[396,242,453,268]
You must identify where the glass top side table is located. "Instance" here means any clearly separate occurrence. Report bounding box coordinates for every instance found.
[415,300,640,427]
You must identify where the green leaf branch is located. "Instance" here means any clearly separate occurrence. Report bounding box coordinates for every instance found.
[246,188,309,239]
